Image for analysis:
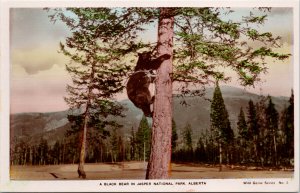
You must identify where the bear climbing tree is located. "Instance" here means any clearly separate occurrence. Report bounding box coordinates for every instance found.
[126,52,170,117]
[51,7,290,179]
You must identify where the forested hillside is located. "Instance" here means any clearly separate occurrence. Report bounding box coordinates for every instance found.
[10,86,292,167]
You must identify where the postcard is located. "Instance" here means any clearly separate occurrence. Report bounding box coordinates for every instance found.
[0,0,299,192]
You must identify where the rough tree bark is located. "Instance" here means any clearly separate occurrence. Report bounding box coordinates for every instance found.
[146,8,174,179]
[78,111,88,179]
[77,65,95,179]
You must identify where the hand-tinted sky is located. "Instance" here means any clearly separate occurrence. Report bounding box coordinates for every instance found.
[10,8,294,113]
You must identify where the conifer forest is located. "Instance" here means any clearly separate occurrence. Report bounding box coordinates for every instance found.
[11,88,294,168]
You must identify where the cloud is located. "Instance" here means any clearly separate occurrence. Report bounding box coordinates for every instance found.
[11,44,69,74]
[10,8,70,49]
[269,8,293,16]
[10,8,72,74]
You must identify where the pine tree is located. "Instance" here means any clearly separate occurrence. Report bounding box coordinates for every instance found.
[281,90,294,165]
[171,119,178,153]
[246,99,260,164]
[136,115,151,162]
[86,127,108,163]
[210,82,234,171]
[117,136,125,162]
[37,138,49,165]
[110,128,119,163]
[237,107,248,163]
[195,136,206,163]
[247,100,259,136]
[49,7,290,179]
[223,108,234,164]
[183,123,193,151]
[129,127,136,160]
[237,107,248,140]
[265,96,279,166]
[147,8,174,179]
[255,96,268,167]
[52,141,61,165]
[50,8,128,178]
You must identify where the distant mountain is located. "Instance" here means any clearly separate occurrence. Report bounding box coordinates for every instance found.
[10,111,70,146]
[10,86,289,146]
[172,86,288,141]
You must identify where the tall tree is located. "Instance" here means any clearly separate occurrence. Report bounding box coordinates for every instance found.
[281,90,294,165]
[195,136,206,163]
[49,7,289,179]
[129,127,136,160]
[117,136,125,162]
[50,7,128,178]
[237,107,248,163]
[247,99,259,163]
[52,141,61,165]
[136,115,151,161]
[183,123,193,162]
[37,138,49,165]
[255,96,268,167]
[183,123,193,151]
[171,119,178,153]
[110,128,119,163]
[210,82,233,171]
[265,96,279,166]
[147,8,175,179]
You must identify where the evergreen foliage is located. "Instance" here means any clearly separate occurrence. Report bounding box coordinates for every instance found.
[135,115,151,160]
[210,82,234,169]
[195,136,207,162]
[210,83,233,144]
[237,107,248,140]
[129,127,136,160]
[183,123,193,151]
[171,119,178,152]
[265,96,279,166]
[247,100,259,138]
[281,90,294,163]
[47,7,290,97]
[237,107,249,163]
[110,128,119,163]
[246,99,260,163]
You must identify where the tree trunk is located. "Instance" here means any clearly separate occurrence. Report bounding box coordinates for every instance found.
[254,135,258,165]
[273,132,277,166]
[241,140,244,163]
[77,113,88,179]
[219,141,222,172]
[30,147,33,165]
[100,146,103,162]
[111,150,114,163]
[226,151,229,165]
[24,150,27,166]
[146,8,174,179]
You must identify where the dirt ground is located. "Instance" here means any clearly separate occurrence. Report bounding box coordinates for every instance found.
[10,162,294,180]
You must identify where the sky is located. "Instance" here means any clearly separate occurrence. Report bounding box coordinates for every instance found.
[10,7,294,114]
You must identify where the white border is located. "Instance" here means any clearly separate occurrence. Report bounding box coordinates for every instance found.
[1,0,299,192]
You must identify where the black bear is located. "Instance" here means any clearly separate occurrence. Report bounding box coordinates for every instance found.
[126,52,171,117]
